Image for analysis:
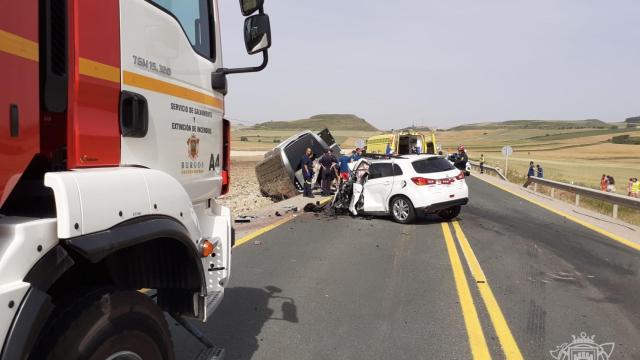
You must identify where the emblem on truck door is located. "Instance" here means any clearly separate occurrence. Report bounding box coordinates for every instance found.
[187,134,200,160]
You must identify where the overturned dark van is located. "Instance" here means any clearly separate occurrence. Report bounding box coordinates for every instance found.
[255,129,341,199]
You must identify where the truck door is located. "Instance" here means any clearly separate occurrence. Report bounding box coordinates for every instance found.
[362,162,394,212]
[0,1,39,207]
[119,0,224,202]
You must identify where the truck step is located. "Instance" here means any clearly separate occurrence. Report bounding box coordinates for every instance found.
[194,346,225,360]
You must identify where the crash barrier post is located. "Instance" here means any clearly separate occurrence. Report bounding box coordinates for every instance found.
[468,161,508,181]
[523,177,640,219]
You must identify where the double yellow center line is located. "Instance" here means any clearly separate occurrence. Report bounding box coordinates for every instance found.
[442,221,524,360]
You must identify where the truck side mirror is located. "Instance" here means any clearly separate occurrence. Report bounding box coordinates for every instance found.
[244,14,271,55]
[240,0,264,16]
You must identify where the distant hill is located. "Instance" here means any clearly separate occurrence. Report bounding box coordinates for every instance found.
[625,116,640,124]
[450,119,609,131]
[250,114,379,131]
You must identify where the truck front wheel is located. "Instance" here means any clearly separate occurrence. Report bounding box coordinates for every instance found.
[33,288,174,360]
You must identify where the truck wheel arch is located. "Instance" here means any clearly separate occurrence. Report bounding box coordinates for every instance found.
[1,217,206,360]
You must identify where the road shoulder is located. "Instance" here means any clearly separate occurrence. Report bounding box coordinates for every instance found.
[471,171,640,251]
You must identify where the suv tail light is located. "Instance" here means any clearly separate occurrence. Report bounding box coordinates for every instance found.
[411,177,437,186]
[221,119,231,195]
[455,171,465,180]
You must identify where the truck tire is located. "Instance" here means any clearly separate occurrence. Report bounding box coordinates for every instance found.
[390,196,416,224]
[438,205,461,221]
[33,288,174,360]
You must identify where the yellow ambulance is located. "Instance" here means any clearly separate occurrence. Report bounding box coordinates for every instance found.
[365,132,438,155]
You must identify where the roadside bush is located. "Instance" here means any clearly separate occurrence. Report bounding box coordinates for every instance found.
[611,134,640,144]
[240,136,248,142]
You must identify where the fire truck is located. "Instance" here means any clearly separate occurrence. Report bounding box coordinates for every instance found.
[0,0,271,359]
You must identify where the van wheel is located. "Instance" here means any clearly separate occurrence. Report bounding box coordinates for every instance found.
[34,288,174,360]
[390,196,416,224]
[438,205,461,221]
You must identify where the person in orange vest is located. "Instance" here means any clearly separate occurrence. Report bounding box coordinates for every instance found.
[600,174,608,192]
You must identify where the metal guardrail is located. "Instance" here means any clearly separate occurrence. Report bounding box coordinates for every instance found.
[523,176,640,218]
[468,160,508,181]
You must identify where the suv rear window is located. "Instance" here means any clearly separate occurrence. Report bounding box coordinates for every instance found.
[412,158,455,173]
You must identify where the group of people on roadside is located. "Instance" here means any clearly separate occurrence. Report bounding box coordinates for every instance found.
[527,161,544,178]
[300,147,363,198]
[600,174,616,193]
[599,175,639,197]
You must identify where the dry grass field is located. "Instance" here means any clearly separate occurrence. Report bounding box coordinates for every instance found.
[437,128,640,192]
[232,129,381,151]
[438,126,640,225]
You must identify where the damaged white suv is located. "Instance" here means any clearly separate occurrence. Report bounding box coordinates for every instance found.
[333,155,469,223]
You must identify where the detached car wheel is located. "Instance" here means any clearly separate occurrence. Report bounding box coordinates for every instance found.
[33,288,174,360]
[391,196,416,224]
[438,205,461,221]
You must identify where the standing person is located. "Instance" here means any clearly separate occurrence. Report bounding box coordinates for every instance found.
[607,175,616,193]
[600,174,608,192]
[453,145,468,171]
[479,154,485,174]
[632,178,640,198]
[319,149,337,196]
[300,148,314,198]
[527,161,535,178]
[338,152,352,182]
[628,178,634,197]
[536,164,544,178]
[355,148,363,160]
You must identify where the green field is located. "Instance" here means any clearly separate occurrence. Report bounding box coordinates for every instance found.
[232,129,382,151]
[232,114,381,151]
[250,114,378,131]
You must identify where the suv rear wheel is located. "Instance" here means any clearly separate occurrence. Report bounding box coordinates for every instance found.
[33,288,174,360]
[390,196,416,224]
[438,205,461,221]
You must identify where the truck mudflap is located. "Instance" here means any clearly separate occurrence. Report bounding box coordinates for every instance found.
[195,347,225,360]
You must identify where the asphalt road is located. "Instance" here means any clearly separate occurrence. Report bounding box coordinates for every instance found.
[174,177,640,360]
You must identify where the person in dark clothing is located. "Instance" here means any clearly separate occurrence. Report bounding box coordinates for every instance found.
[527,161,535,177]
[606,175,616,193]
[480,154,485,174]
[351,148,362,162]
[319,149,337,196]
[453,145,468,171]
[536,164,544,178]
[300,148,314,198]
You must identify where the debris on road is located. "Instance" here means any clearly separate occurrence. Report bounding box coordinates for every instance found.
[303,203,325,213]
[234,216,256,223]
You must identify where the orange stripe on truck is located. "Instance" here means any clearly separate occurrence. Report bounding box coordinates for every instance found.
[123,70,223,110]
[79,57,120,83]
[0,29,38,62]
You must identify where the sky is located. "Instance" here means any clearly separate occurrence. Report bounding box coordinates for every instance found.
[218,1,640,130]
